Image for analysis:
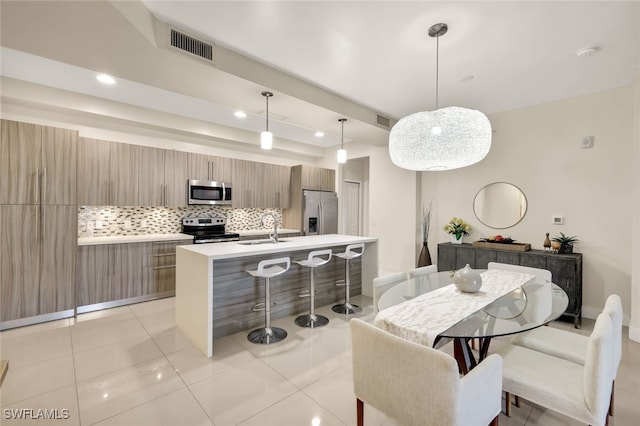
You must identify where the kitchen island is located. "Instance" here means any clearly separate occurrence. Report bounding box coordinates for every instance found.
[176,234,378,356]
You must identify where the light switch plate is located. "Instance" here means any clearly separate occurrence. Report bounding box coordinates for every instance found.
[580,136,594,149]
[552,215,563,225]
[95,220,103,229]
[124,220,132,229]
[141,219,148,228]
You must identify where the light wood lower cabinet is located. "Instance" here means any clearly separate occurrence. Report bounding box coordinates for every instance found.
[77,243,149,307]
[77,240,190,308]
[0,205,76,322]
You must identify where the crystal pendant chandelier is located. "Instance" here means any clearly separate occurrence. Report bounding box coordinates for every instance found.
[337,118,347,164]
[389,23,492,171]
[260,91,273,150]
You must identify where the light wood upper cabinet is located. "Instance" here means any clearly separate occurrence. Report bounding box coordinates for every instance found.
[77,137,111,205]
[0,121,39,204]
[0,120,78,205]
[138,146,165,206]
[187,153,233,183]
[110,142,139,206]
[78,138,139,206]
[40,126,77,205]
[298,165,335,191]
[232,160,290,208]
[164,150,189,207]
[232,159,258,208]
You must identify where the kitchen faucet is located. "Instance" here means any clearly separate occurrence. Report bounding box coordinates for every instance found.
[261,212,279,243]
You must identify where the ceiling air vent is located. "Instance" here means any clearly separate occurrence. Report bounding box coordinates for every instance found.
[376,114,390,128]
[170,28,213,62]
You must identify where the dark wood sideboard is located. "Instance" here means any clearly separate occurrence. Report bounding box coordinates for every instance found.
[437,242,583,328]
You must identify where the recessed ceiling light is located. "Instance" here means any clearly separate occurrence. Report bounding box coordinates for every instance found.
[96,73,116,85]
[576,46,600,57]
[314,131,324,138]
[234,110,247,119]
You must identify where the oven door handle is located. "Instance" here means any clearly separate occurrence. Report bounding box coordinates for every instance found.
[196,237,240,244]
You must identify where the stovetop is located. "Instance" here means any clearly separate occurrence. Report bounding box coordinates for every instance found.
[181,217,239,244]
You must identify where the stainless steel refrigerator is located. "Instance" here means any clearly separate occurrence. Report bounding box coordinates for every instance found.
[302,190,338,235]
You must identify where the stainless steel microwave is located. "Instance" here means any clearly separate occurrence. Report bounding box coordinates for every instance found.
[187,179,232,205]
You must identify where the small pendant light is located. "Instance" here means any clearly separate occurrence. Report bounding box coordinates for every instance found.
[337,118,347,164]
[261,91,273,150]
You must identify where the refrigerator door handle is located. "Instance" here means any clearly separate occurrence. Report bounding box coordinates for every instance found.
[318,201,322,234]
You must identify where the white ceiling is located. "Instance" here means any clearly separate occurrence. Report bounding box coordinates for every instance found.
[142,0,640,118]
[1,1,639,156]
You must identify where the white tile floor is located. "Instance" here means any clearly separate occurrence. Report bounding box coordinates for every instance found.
[1,295,639,425]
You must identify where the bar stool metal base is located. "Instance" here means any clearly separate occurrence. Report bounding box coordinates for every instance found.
[295,313,329,328]
[247,326,287,345]
[332,302,362,315]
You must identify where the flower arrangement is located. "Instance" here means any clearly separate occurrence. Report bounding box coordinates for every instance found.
[443,217,471,240]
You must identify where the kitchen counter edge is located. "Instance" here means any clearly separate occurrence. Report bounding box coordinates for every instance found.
[177,234,378,260]
[78,233,194,246]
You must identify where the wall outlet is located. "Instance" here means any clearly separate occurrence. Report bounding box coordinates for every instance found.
[124,220,132,229]
[140,219,148,228]
[95,220,103,229]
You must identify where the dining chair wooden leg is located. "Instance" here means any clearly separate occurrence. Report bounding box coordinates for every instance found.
[609,380,615,416]
[514,395,520,408]
[489,415,499,426]
[357,398,364,426]
[504,392,512,417]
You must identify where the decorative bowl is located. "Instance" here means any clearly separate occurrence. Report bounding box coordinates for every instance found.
[453,264,483,293]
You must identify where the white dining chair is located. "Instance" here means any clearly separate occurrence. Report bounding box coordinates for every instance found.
[511,294,623,416]
[407,264,438,279]
[350,318,502,426]
[493,313,615,425]
[372,272,407,313]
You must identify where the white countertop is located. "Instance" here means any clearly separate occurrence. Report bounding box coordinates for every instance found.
[236,228,300,237]
[178,234,378,260]
[78,233,193,246]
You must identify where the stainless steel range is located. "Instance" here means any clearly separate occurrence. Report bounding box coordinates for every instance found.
[181,217,240,244]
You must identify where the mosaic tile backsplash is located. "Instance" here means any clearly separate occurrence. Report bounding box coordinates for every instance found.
[78,206,283,237]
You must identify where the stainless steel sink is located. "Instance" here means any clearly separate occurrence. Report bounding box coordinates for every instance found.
[237,239,288,246]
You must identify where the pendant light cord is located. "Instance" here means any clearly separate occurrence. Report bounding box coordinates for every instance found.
[435,32,439,110]
[265,96,269,132]
[341,120,344,149]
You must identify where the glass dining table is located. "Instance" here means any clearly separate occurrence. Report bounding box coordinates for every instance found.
[376,270,569,374]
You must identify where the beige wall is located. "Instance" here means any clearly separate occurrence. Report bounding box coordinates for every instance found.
[423,85,635,327]
[322,143,417,285]
[632,69,640,341]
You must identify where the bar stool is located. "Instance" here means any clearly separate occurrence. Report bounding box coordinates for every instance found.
[295,249,332,328]
[246,257,290,344]
[332,243,365,314]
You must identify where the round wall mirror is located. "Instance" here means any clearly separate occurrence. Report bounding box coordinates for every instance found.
[473,182,527,229]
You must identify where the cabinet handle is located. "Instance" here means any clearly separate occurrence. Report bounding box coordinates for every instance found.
[35,167,40,204]
[153,253,176,258]
[42,168,47,205]
[153,265,176,270]
[35,204,40,243]
[41,205,45,242]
